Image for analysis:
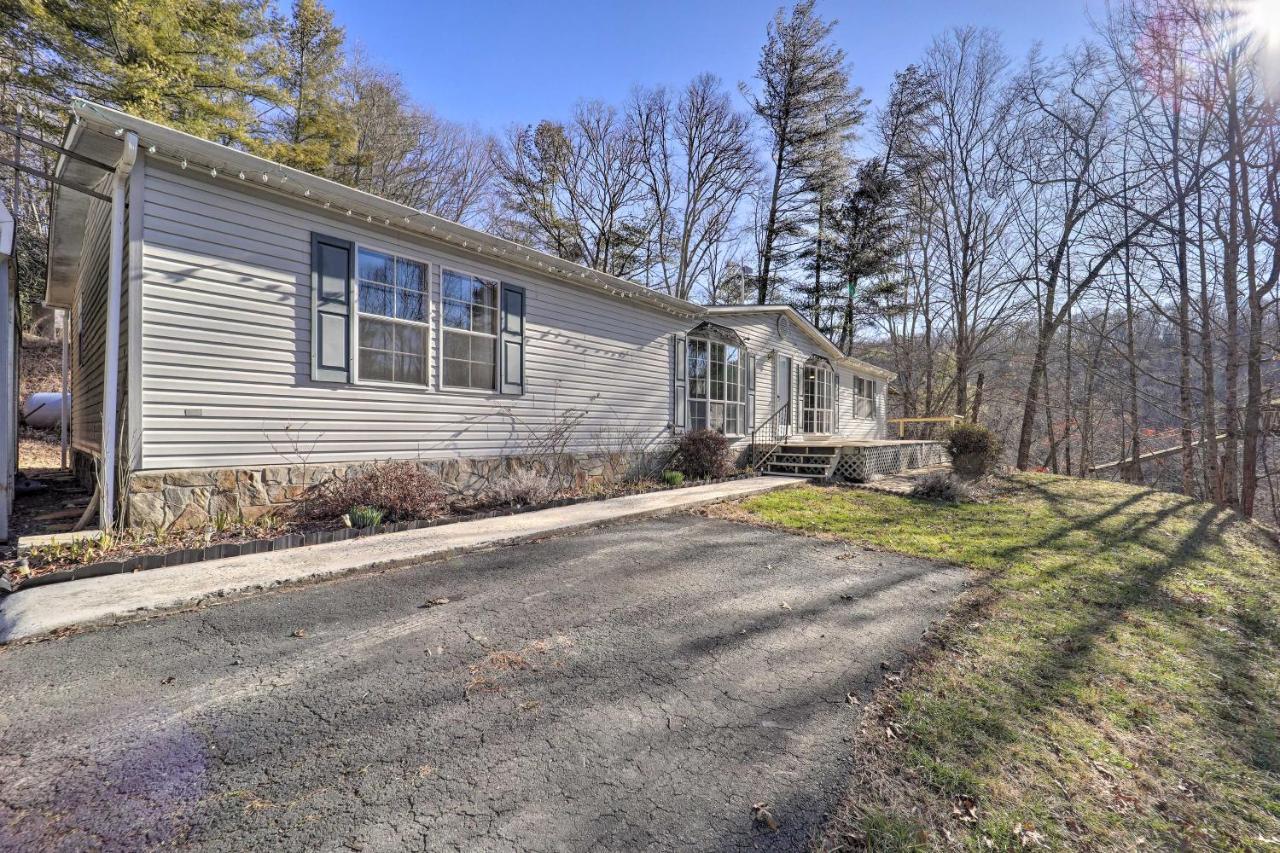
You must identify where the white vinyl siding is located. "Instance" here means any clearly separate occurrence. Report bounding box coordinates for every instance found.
[135,160,689,470]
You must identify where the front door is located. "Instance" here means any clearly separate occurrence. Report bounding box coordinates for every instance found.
[774,355,792,430]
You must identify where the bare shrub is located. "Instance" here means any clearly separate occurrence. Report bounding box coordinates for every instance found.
[909,471,973,503]
[487,468,558,507]
[310,460,449,521]
[676,428,733,480]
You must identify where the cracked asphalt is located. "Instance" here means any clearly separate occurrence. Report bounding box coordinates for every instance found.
[0,515,967,851]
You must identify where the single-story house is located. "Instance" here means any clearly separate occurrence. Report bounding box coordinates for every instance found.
[45,100,907,530]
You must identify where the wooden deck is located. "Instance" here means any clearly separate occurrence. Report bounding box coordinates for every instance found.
[777,436,939,448]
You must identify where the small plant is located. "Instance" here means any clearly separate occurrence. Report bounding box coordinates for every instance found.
[942,422,1001,478]
[910,471,973,503]
[347,505,384,529]
[661,470,685,487]
[488,468,558,506]
[675,428,733,480]
[310,460,449,522]
[211,511,235,534]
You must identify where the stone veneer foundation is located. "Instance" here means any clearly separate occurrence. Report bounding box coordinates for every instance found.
[124,451,670,530]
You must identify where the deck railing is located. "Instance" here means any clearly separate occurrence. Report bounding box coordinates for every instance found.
[749,402,791,471]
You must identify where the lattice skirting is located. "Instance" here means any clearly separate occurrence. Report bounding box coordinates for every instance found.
[833,442,946,482]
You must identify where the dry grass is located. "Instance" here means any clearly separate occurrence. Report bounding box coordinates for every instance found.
[738,475,1280,851]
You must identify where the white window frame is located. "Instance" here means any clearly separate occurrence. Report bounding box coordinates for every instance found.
[853,377,877,419]
[438,266,500,393]
[353,245,431,388]
[803,365,834,434]
[687,336,748,436]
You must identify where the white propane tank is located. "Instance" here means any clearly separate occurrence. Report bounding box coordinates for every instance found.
[22,392,67,429]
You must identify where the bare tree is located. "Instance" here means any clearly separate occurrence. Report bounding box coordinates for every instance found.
[629,74,756,300]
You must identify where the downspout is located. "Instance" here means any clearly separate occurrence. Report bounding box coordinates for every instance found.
[101,131,137,531]
[60,309,68,470]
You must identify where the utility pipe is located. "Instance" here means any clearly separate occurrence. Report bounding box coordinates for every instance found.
[101,131,137,531]
[60,308,68,470]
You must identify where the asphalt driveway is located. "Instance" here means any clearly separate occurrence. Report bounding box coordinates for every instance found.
[0,514,967,851]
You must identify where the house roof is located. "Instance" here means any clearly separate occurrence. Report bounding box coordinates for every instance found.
[46,100,701,318]
[703,305,897,381]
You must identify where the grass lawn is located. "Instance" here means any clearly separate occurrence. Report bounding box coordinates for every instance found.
[735,474,1279,851]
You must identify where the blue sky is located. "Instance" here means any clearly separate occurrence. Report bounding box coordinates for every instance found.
[324,0,1097,131]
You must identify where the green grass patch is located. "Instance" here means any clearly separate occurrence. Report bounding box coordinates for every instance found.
[738,475,1280,850]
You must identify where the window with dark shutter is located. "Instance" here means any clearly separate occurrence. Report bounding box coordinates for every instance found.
[671,334,687,433]
[311,233,354,383]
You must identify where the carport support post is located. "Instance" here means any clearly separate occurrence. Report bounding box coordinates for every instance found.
[100,131,137,532]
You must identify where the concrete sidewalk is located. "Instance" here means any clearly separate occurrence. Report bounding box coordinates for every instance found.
[0,476,805,643]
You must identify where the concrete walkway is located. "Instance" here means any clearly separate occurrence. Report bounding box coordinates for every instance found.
[0,476,805,643]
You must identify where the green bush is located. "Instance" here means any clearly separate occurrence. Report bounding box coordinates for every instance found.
[942,422,1001,477]
[676,428,733,480]
[347,505,384,529]
[662,470,685,487]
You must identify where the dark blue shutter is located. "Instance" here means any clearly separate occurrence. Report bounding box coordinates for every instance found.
[671,334,687,433]
[311,233,353,383]
[500,283,526,395]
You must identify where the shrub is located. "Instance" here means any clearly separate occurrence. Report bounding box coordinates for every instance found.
[909,471,973,503]
[676,428,733,480]
[488,468,558,507]
[662,470,685,487]
[310,460,449,521]
[942,422,1001,477]
[347,505,384,529]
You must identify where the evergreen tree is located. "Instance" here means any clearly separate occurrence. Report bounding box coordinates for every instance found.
[743,0,864,304]
[5,0,276,143]
[260,0,351,171]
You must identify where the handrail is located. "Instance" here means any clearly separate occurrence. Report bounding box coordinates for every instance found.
[886,415,965,439]
[749,401,791,471]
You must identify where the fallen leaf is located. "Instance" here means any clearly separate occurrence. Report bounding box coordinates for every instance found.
[845,692,860,705]
[780,602,791,610]
[751,802,779,831]
[290,629,306,638]
[420,597,450,609]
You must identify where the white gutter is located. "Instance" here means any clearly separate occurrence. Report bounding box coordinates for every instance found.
[101,131,137,531]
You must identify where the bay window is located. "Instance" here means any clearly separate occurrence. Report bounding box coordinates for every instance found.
[688,337,746,435]
[441,268,498,390]
[357,249,428,385]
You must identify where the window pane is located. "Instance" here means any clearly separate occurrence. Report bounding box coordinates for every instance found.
[690,377,707,399]
[471,303,496,335]
[470,337,496,366]
[726,405,739,435]
[360,282,394,318]
[395,353,425,384]
[473,279,497,306]
[397,290,425,323]
[397,258,426,293]
[444,330,470,360]
[709,402,725,433]
[359,317,393,351]
[442,299,470,330]
[688,340,708,380]
[689,401,707,430]
[396,323,425,356]
[359,349,393,382]
[470,360,495,390]
[359,250,393,284]
[442,269,472,302]
[443,359,468,388]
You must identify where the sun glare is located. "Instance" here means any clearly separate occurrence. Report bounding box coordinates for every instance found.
[1242,0,1280,45]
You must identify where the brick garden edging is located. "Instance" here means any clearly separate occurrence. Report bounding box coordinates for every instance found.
[3,473,755,593]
